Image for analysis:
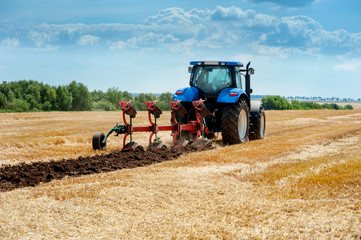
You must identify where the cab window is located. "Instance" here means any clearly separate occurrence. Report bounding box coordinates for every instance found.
[191,66,232,93]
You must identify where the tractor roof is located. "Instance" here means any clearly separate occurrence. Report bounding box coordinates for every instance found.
[190,61,244,67]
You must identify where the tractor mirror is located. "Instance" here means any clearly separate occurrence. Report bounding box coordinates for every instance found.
[249,68,255,75]
[188,66,193,73]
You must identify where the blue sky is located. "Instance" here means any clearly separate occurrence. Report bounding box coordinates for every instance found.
[1,0,361,98]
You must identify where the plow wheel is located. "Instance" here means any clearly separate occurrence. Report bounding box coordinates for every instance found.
[92,132,106,150]
[221,99,249,144]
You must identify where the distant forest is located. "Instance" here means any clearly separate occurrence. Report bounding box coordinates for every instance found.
[0,80,172,112]
[0,80,354,112]
[262,95,353,110]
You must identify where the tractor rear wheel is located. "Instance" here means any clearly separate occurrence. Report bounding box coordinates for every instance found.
[249,108,265,140]
[221,99,249,144]
[92,132,106,150]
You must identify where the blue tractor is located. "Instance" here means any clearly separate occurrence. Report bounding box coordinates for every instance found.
[172,61,265,144]
[92,60,265,151]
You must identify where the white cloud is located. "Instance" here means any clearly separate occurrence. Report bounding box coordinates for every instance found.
[108,40,126,50]
[334,59,361,71]
[251,13,277,27]
[77,35,100,46]
[2,6,361,57]
[107,32,199,55]
[28,45,60,52]
[252,42,321,58]
[145,6,361,56]
[128,32,178,48]
[29,30,53,47]
[1,38,19,48]
[146,7,209,24]
[108,32,181,51]
[252,43,295,58]
[209,6,256,21]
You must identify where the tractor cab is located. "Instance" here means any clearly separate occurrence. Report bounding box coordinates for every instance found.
[189,61,244,99]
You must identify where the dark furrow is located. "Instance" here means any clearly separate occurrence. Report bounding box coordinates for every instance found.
[0,144,214,192]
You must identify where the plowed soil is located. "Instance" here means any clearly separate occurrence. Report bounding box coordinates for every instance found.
[0,144,212,192]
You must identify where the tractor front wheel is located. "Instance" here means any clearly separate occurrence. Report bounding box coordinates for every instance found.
[92,132,106,150]
[221,99,249,144]
[249,107,266,140]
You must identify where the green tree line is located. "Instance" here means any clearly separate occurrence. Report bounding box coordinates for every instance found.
[0,80,173,112]
[261,95,353,110]
[0,81,354,112]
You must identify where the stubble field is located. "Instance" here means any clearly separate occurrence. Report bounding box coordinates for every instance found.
[1,109,361,239]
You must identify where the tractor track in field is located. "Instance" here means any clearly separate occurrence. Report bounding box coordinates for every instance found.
[0,144,213,192]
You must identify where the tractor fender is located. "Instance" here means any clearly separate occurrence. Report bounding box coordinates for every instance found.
[173,87,199,102]
[217,88,248,103]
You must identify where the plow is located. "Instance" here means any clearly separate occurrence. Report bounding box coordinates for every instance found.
[92,99,214,151]
[93,60,266,151]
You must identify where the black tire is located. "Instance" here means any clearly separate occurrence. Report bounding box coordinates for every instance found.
[92,132,106,150]
[249,108,266,140]
[221,99,249,144]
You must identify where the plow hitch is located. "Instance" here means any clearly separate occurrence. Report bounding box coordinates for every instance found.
[92,99,213,151]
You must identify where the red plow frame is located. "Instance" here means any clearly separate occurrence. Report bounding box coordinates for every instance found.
[92,99,213,151]
[93,99,214,151]
[118,100,212,150]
